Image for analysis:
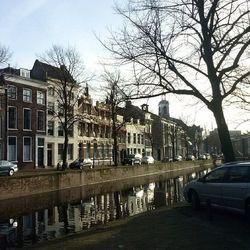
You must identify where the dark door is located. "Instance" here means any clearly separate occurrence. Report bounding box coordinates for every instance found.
[38,148,44,167]
[47,149,52,166]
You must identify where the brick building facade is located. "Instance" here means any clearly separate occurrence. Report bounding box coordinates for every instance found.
[0,67,47,169]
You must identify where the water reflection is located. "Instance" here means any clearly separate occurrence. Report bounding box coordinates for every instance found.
[0,166,211,248]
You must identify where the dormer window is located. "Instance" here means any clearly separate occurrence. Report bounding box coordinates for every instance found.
[20,68,30,78]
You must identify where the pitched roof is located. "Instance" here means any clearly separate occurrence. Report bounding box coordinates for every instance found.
[31,59,75,83]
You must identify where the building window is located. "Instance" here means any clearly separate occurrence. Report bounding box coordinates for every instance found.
[58,144,63,160]
[48,121,54,136]
[23,137,32,161]
[8,106,17,129]
[58,104,64,116]
[68,144,73,160]
[68,125,73,137]
[48,102,55,115]
[48,87,55,96]
[128,133,131,144]
[37,91,45,105]
[86,143,91,158]
[133,133,136,144]
[106,143,109,157]
[58,143,73,162]
[141,135,144,144]
[23,109,31,130]
[23,88,32,102]
[138,134,141,144]
[58,124,64,136]
[37,111,45,131]
[101,144,105,158]
[94,143,98,158]
[8,136,17,161]
[7,85,17,100]
[20,68,30,78]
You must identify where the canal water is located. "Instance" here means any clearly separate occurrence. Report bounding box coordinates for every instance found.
[0,167,211,248]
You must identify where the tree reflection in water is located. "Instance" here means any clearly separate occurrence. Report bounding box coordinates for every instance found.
[0,167,211,248]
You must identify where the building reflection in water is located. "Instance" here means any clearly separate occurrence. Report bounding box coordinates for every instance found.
[0,168,211,248]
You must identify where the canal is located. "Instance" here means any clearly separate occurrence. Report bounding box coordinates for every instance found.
[0,166,212,248]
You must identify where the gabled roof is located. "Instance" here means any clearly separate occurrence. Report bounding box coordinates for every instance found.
[31,59,75,83]
[0,66,20,75]
[118,102,146,123]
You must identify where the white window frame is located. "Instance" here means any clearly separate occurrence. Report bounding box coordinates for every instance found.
[58,143,63,160]
[23,88,32,102]
[7,136,17,162]
[67,144,73,160]
[37,110,45,131]
[48,87,55,96]
[48,102,55,115]
[47,121,54,136]
[37,91,45,105]
[23,136,32,162]
[7,85,17,100]
[20,68,30,78]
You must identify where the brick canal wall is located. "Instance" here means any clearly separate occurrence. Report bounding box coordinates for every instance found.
[0,160,212,200]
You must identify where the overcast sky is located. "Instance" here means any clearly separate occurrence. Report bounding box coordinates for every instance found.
[1,0,249,132]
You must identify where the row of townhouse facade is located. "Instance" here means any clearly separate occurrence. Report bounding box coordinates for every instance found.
[0,61,201,170]
[0,61,117,169]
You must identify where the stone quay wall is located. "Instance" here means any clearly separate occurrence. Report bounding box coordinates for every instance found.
[0,160,212,200]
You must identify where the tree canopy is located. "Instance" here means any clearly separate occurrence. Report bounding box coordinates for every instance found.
[102,0,250,162]
[0,44,11,65]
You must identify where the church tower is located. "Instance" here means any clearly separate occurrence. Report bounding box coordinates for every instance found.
[158,98,169,118]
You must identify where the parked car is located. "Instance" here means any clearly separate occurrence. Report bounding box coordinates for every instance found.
[174,155,183,161]
[142,156,155,164]
[198,154,207,160]
[0,160,18,176]
[69,158,93,169]
[122,154,141,165]
[183,161,250,218]
[186,155,195,161]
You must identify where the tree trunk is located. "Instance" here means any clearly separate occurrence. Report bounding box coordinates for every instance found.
[211,105,235,163]
[113,122,118,166]
[62,132,69,170]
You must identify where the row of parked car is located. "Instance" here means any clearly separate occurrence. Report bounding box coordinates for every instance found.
[0,155,155,176]
[170,153,211,162]
[69,155,155,169]
[121,154,155,165]
[0,152,211,176]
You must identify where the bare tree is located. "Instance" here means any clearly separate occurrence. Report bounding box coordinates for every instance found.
[101,0,250,162]
[0,44,11,65]
[101,69,127,166]
[40,45,87,170]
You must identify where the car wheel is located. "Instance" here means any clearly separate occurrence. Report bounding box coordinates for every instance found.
[190,190,200,210]
[9,169,14,176]
[79,165,83,170]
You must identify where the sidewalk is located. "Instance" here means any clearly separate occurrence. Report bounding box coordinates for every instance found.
[27,204,250,250]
